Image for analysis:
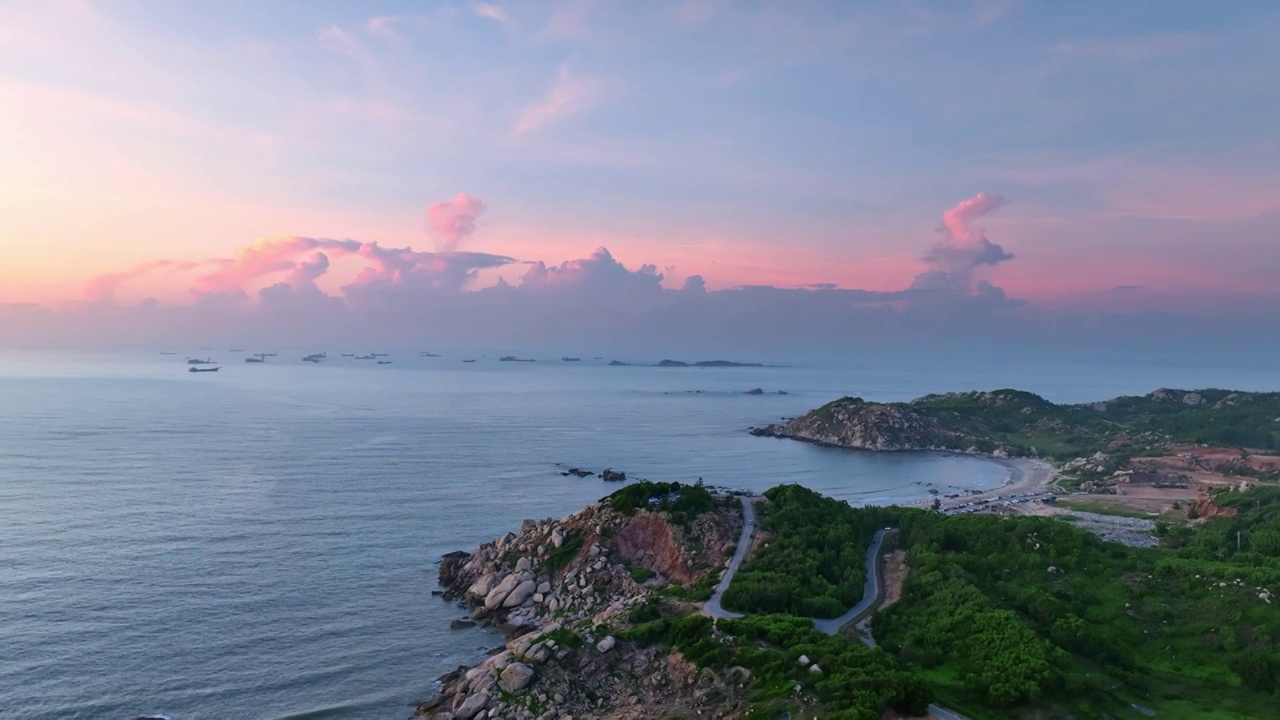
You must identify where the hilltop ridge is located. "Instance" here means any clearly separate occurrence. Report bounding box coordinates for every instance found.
[753,388,1280,461]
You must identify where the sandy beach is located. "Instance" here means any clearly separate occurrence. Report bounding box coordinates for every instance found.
[986,457,1057,498]
[904,456,1057,509]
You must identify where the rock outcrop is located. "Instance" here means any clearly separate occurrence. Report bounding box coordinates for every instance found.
[751,395,995,454]
[422,498,744,719]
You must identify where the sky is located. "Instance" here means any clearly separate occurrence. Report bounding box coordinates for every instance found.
[2,0,1279,353]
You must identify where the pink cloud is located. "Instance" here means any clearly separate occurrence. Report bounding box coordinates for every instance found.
[940,192,1006,243]
[917,192,1013,290]
[426,192,488,251]
[193,237,360,294]
[285,252,332,288]
[520,247,663,293]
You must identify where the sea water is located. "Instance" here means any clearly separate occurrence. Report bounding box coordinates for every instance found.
[2,350,1277,719]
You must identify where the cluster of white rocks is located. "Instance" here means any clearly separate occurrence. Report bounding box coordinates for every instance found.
[421,496,746,719]
[423,507,659,719]
[450,512,649,635]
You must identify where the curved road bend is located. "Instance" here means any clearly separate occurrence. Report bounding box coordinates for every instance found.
[701,513,965,720]
[704,495,756,619]
[813,528,892,635]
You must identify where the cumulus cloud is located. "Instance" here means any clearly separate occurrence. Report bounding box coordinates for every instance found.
[194,236,361,294]
[912,192,1014,298]
[285,251,331,288]
[681,275,707,294]
[41,196,1066,352]
[928,192,1012,272]
[84,230,514,314]
[520,247,664,294]
[347,242,515,295]
[426,192,487,251]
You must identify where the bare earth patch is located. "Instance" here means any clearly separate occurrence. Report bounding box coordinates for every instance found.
[881,550,909,609]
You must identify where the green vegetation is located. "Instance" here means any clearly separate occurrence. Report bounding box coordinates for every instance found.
[543,530,584,572]
[871,488,1280,719]
[658,573,718,602]
[624,612,928,720]
[628,565,655,583]
[625,484,1280,719]
[1163,485,1280,562]
[540,627,584,649]
[606,480,718,523]
[911,388,1280,458]
[793,388,1280,461]
[720,485,900,617]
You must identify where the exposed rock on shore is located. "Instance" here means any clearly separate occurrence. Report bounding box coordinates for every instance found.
[422,497,742,719]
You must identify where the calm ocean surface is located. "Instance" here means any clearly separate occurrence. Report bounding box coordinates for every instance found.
[2,350,1278,719]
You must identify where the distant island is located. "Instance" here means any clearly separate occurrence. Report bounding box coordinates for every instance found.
[603,359,768,368]
[656,359,765,367]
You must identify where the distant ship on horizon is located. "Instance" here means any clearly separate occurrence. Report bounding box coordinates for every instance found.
[188,366,220,373]
[187,357,216,365]
[499,355,535,362]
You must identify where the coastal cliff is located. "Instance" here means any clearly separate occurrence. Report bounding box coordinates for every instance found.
[419,486,745,719]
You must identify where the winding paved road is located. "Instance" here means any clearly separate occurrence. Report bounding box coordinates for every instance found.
[702,503,966,720]
[704,495,755,619]
[812,527,892,635]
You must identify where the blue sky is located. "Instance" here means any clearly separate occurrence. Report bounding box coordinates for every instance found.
[2,0,1278,348]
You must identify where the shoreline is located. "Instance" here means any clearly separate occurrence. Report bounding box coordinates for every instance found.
[988,457,1057,498]
[902,455,1057,509]
[752,427,1058,504]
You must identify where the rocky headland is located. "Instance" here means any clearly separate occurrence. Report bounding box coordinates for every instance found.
[750,392,1028,457]
[753,388,1280,461]
[754,388,1280,516]
[419,488,746,719]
